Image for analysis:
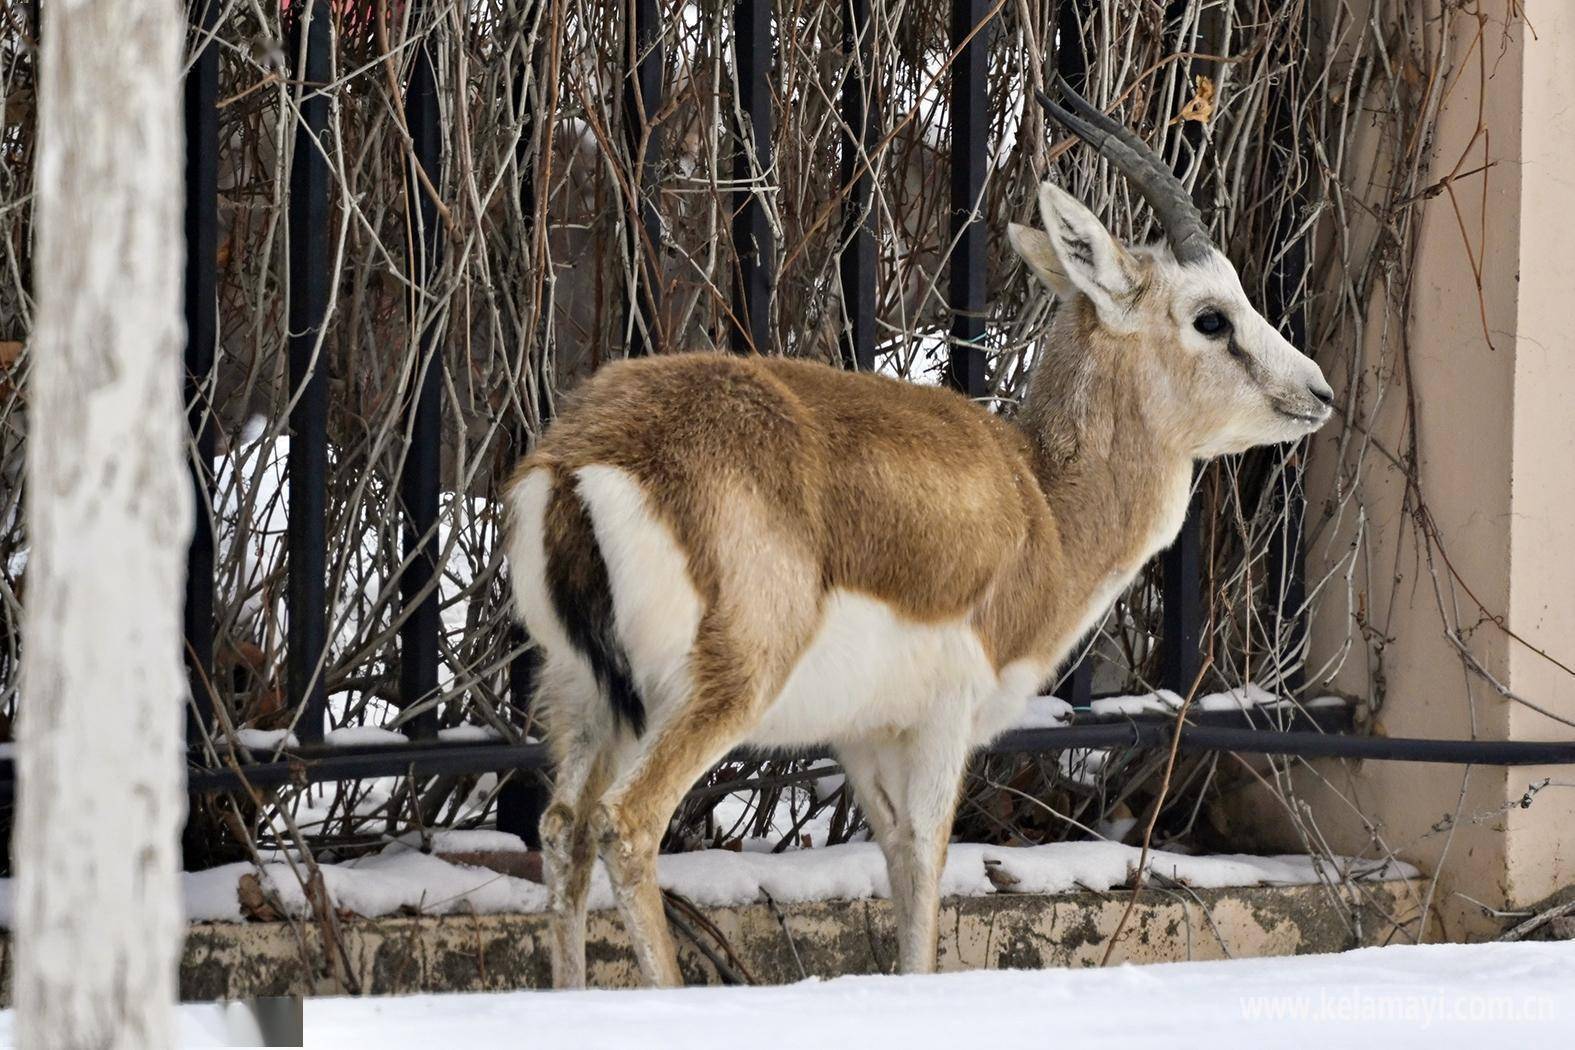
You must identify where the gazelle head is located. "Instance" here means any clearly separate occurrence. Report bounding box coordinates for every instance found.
[1008,80,1332,458]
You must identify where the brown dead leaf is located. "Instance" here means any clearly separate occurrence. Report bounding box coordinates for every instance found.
[1172,75,1215,126]
[3,90,31,129]
[237,872,280,922]
[0,341,21,369]
[1401,55,1425,94]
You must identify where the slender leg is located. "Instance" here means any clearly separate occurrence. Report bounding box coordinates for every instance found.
[892,727,971,973]
[593,625,764,987]
[836,739,911,969]
[841,727,971,974]
[537,657,617,990]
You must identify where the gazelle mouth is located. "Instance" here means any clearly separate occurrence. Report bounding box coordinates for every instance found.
[1272,404,1328,426]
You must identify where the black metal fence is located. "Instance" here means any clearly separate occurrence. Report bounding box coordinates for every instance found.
[1,2,1296,845]
[164,0,1222,846]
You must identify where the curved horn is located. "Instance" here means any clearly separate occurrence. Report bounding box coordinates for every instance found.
[1034,77,1213,265]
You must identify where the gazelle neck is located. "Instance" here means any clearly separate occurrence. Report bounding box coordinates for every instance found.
[1015,298,1194,592]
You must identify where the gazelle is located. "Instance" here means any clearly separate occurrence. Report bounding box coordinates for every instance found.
[506,81,1332,988]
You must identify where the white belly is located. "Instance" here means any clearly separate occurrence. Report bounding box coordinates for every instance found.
[746,590,1043,750]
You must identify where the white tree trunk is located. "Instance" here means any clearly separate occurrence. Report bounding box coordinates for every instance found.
[14,2,190,1047]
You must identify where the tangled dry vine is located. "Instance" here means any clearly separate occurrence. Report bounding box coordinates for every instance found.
[0,1,1536,947]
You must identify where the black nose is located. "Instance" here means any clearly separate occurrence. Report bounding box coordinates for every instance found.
[1307,382,1334,406]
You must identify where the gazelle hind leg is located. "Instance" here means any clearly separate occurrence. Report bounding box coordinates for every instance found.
[841,727,971,973]
[593,624,767,987]
[536,657,618,990]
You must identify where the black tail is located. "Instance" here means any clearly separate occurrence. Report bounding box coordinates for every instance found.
[542,474,646,736]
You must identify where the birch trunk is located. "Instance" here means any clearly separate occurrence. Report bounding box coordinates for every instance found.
[13,2,190,1047]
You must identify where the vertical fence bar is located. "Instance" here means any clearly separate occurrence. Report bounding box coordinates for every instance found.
[1268,445,1308,692]
[622,0,664,358]
[1158,486,1203,692]
[400,10,443,741]
[183,0,219,745]
[499,7,552,847]
[838,0,876,371]
[1054,0,1093,709]
[730,0,773,355]
[1158,0,1205,695]
[498,644,545,845]
[945,0,991,397]
[1265,60,1312,695]
[288,1,330,743]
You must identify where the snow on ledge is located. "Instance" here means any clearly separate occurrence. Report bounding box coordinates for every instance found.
[436,725,504,744]
[323,726,410,747]
[1014,696,1074,729]
[1198,684,1278,712]
[0,835,1417,928]
[234,727,299,750]
[1078,685,1348,721]
[1090,690,1183,718]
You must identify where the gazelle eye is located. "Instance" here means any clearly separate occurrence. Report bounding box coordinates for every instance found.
[1193,310,1231,337]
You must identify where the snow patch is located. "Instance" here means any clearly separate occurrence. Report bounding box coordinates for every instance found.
[1089,690,1183,718]
[323,726,410,747]
[436,724,504,743]
[1198,684,1277,712]
[258,851,549,919]
[0,841,1414,928]
[1303,694,1350,710]
[234,727,299,750]
[1015,695,1073,728]
[383,829,531,855]
[979,842,1415,894]
[280,940,1575,1048]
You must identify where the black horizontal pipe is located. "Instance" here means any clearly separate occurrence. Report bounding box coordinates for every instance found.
[985,723,1575,766]
[6,709,1575,805]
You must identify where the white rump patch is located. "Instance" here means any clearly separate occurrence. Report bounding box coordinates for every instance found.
[505,468,566,652]
[573,465,703,720]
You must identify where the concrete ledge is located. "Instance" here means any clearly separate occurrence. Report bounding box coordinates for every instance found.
[152,879,1423,1000]
[0,880,1422,1002]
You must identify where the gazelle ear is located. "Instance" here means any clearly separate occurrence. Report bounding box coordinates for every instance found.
[1029,180,1141,318]
[1008,223,1075,298]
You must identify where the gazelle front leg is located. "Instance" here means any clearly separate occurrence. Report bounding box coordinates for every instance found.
[836,739,914,966]
[843,728,971,973]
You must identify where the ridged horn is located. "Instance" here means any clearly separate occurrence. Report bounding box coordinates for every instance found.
[1034,76,1213,265]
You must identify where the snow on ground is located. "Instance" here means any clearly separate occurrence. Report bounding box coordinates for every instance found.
[297,940,1573,1049]
[0,834,1416,928]
[0,1000,275,1048]
[1,939,1540,1048]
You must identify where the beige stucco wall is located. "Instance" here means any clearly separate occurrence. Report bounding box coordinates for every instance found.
[1505,0,1575,910]
[1293,1,1574,937]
